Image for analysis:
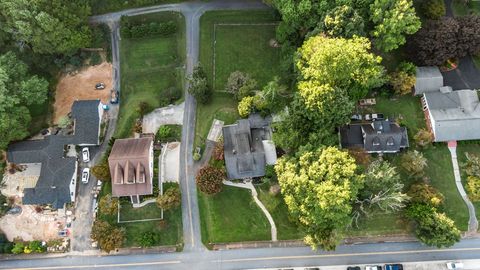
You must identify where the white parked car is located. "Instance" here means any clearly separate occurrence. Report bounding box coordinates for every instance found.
[365,266,382,270]
[81,168,90,184]
[447,262,464,269]
[82,147,90,162]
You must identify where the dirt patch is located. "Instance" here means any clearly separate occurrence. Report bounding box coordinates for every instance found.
[0,205,64,242]
[53,62,113,123]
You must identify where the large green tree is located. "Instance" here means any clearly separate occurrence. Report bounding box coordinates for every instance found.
[324,5,365,38]
[0,0,91,54]
[369,0,421,52]
[406,203,461,248]
[276,146,364,250]
[0,52,49,149]
[296,35,385,100]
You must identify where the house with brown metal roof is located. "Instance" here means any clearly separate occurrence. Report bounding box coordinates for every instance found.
[108,137,154,204]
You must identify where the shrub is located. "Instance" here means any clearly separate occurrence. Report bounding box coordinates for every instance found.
[389,71,416,95]
[421,0,446,20]
[193,152,201,161]
[213,139,224,161]
[11,242,25,254]
[408,183,445,207]
[188,66,211,104]
[401,150,428,177]
[156,186,181,210]
[98,194,119,216]
[414,129,434,148]
[91,220,124,253]
[347,147,371,166]
[92,161,111,181]
[156,126,172,142]
[137,231,159,247]
[462,152,480,177]
[121,17,177,38]
[406,203,460,248]
[136,102,151,116]
[90,52,102,66]
[196,165,225,195]
[238,96,255,118]
[27,240,45,253]
[467,175,480,201]
[165,87,181,103]
[58,116,71,129]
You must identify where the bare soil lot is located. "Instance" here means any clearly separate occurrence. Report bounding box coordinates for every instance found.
[54,62,113,123]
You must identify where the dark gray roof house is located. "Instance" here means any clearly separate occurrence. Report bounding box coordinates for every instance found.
[7,100,103,209]
[223,114,277,179]
[339,120,409,153]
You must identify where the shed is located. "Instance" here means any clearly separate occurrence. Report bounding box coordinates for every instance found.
[414,66,443,95]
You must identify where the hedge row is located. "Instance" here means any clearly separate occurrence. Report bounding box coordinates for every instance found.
[121,18,177,38]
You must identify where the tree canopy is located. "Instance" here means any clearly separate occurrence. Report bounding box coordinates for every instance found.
[296,35,385,100]
[0,0,91,54]
[0,52,49,149]
[275,146,364,250]
[369,0,421,52]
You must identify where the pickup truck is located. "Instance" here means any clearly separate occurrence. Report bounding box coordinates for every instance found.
[110,89,119,104]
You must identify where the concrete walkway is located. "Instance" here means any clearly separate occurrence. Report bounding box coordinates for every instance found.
[448,141,479,234]
[223,180,277,241]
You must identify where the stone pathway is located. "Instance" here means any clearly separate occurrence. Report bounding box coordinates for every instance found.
[223,180,277,241]
[448,141,479,234]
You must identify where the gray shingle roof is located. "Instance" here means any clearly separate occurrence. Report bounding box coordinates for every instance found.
[223,115,272,179]
[424,89,480,141]
[71,100,101,145]
[7,100,101,209]
[339,120,409,153]
[414,66,444,95]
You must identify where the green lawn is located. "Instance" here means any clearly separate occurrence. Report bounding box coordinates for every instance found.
[119,201,163,222]
[198,186,271,245]
[372,95,469,231]
[199,10,281,91]
[195,92,239,149]
[473,55,480,70]
[452,0,480,16]
[456,144,480,230]
[116,11,185,138]
[347,211,411,237]
[257,183,303,240]
[120,206,183,247]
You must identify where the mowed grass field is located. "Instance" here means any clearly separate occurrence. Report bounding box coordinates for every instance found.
[195,10,280,149]
[200,10,281,91]
[116,11,185,138]
[198,186,271,245]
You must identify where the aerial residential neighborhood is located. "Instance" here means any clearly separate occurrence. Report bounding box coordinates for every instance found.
[1,0,480,270]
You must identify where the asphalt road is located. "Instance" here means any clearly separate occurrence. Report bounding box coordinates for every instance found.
[3,238,480,269]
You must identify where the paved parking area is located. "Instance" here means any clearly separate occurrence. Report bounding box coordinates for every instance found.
[142,103,184,134]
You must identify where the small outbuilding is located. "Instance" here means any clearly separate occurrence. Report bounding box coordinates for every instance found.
[414,66,444,95]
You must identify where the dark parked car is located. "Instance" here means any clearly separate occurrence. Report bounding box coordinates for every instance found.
[385,264,403,270]
[347,267,361,270]
[95,82,105,90]
[110,89,119,104]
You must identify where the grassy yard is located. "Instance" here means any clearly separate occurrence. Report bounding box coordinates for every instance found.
[195,92,239,149]
[199,10,281,91]
[119,200,163,221]
[452,0,480,16]
[372,95,469,231]
[116,11,185,138]
[257,183,303,240]
[473,55,480,70]
[198,186,271,245]
[456,144,480,229]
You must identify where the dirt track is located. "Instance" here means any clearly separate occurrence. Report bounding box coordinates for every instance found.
[53,62,113,123]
